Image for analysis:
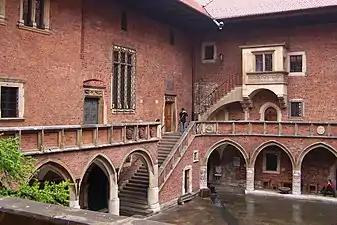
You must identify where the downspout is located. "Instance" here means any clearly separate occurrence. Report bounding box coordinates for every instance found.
[191,41,196,121]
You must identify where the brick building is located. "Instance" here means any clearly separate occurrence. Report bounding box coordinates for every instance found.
[1,0,337,217]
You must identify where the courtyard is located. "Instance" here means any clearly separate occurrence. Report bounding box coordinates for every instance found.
[149,189,337,225]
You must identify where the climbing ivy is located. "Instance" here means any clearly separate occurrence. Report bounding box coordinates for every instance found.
[0,136,70,206]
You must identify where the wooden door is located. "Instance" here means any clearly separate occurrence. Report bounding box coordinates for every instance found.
[164,102,172,132]
[84,97,99,124]
[184,169,190,193]
[264,107,277,121]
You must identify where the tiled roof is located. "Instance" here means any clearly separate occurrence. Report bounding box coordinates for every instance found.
[199,0,337,19]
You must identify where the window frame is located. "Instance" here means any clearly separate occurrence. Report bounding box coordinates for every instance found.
[193,150,199,163]
[0,80,24,120]
[289,99,304,119]
[111,45,136,113]
[253,51,274,72]
[18,0,50,32]
[201,42,217,63]
[263,150,280,174]
[288,51,307,76]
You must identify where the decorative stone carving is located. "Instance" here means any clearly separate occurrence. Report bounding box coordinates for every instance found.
[246,72,288,85]
[292,170,301,195]
[138,126,146,139]
[125,127,134,140]
[150,126,157,138]
[84,89,103,97]
[317,126,325,135]
[246,167,254,192]
[165,95,176,103]
[199,166,208,189]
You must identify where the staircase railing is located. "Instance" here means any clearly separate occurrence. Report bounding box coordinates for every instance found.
[197,74,241,116]
[158,122,196,190]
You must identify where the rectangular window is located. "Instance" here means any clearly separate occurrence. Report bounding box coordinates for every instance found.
[265,153,278,171]
[289,101,303,118]
[0,86,19,118]
[290,55,303,72]
[204,45,214,60]
[201,42,216,63]
[20,0,49,30]
[112,46,135,111]
[255,53,273,72]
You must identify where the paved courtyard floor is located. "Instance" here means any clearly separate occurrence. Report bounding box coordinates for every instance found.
[149,187,337,225]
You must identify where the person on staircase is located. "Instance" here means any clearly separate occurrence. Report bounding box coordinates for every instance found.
[179,108,188,134]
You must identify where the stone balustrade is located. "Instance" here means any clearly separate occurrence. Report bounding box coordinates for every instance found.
[0,122,161,155]
[195,121,337,137]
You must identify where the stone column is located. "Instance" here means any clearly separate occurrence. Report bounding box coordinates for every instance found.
[69,184,80,209]
[109,185,119,215]
[148,164,160,213]
[199,165,208,189]
[292,169,301,195]
[246,167,254,192]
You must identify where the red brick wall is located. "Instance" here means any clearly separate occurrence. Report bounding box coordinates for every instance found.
[254,148,293,189]
[0,0,193,127]
[195,23,337,122]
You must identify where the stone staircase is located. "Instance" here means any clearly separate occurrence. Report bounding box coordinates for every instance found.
[119,165,153,217]
[158,133,181,167]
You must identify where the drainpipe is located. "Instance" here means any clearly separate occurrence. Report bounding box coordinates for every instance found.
[191,42,196,121]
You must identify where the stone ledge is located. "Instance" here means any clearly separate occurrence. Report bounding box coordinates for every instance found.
[245,190,337,204]
[0,197,172,225]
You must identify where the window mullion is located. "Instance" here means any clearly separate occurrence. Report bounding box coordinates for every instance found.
[117,51,122,109]
[124,62,128,109]
[263,54,265,72]
[31,0,37,27]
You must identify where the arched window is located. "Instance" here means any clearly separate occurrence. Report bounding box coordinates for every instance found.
[264,107,277,121]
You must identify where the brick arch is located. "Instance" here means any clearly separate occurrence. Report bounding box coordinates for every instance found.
[118,148,155,177]
[79,153,118,191]
[203,139,249,166]
[297,142,337,169]
[250,140,295,169]
[34,159,76,184]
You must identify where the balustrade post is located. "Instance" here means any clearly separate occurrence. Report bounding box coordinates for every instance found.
[278,123,282,135]
[38,130,44,152]
[292,169,301,195]
[108,126,113,144]
[294,123,299,136]
[93,127,99,146]
[77,128,82,148]
[246,167,255,192]
[59,129,65,149]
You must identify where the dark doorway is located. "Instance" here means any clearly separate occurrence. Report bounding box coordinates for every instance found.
[84,97,99,124]
[184,169,190,193]
[264,107,277,121]
[87,165,109,212]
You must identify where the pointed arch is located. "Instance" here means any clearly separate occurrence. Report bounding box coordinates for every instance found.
[34,159,76,184]
[297,142,337,169]
[118,148,155,177]
[80,153,117,187]
[203,139,249,166]
[250,140,295,168]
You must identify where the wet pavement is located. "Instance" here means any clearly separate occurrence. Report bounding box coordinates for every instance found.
[149,187,337,225]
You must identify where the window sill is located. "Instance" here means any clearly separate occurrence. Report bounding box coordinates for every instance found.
[202,59,217,64]
[288,117,304,121]
[262,170,280,174]
[288,72,306,77]
[17,24,52,36]
[0,118,25,122]
[247,71,288,75]
[112,109,135,114]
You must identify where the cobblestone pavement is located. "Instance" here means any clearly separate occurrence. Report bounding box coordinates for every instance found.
[149,188,337,225]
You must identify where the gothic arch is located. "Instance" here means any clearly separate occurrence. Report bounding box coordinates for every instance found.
[297,142,337,169]
[79,154,118,192]
[203,139,249,166]
[259,102,282,122]
[34,159,76,184]
[250,140,295,168]
[118,148,155,177]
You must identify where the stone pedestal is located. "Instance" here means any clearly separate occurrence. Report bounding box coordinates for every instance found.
[292,170,301,195]
[246,167,254,192]
[108,198,120,215]
[69,200,80,209]
[148,187,160,213]
[199,166,208,189]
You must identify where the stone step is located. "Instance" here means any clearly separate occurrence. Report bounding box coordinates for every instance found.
[125,182,148,189]
[158,144,176,149]
[123,186,147,193]
[161,137,180,141]
[132,174,149,180]
[119,192,147,200]
[158,148,173,153]
[120,189,147,197]
[163,133,180,137]
[119,196,148,205]
[120,205,153,217]
[158,152,170,156]
[135,171,148,177]
[120,201,149,210]
[129,178,149,184]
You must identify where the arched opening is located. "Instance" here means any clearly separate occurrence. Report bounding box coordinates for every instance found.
[301,147,337,195]
[207,143,247,190]
[207,102,243,121]
[118,150,155,217]
[79,155,117,214]
[264,107,277,121]
[32,161,75,206]
[253,144,293,191]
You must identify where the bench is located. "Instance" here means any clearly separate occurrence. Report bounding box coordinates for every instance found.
[279,187,291,194]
